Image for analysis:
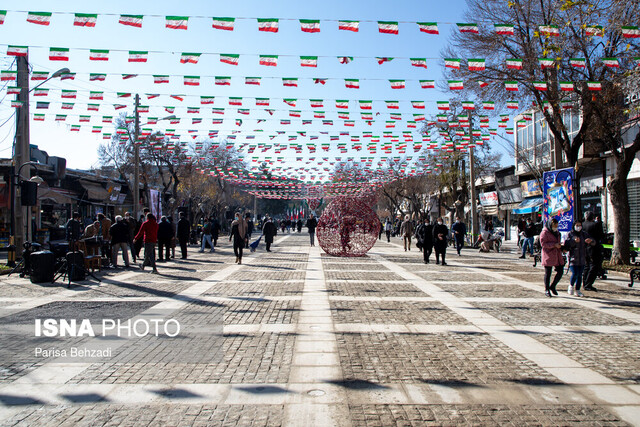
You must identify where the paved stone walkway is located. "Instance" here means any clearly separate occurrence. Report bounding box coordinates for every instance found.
[0,233,639,426]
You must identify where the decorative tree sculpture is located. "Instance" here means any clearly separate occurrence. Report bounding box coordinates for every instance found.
[316,197,381,257]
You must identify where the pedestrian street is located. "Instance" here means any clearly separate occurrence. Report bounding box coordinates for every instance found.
[0,233,639,426]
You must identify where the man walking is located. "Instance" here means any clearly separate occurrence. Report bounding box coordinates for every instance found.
[384,218,392,242]
[124,212,137,263]
[110,215,131,268]
[582,211,604,291]
[400,214,414,251]
[306,214,318,246]
[433,217,449,265]
[519,217,537,259]
[199,218,214,253]
[452,216,467,256]
[416,217,434,264]
[177,212,190,259]
[263,215,277,252]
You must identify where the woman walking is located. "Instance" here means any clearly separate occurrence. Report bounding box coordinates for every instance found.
[230,212,248,264]
[540,218,564,297]
[417,217,434,264]
[432,217,448,265]
[563,220,594,297]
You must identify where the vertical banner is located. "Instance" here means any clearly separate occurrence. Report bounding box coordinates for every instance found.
[149,189,161,219]
[543,167,574,232]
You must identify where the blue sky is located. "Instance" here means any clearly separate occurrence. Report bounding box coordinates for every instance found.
[0,0,510,176]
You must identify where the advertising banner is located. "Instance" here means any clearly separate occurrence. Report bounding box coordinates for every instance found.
[543,168,574,232]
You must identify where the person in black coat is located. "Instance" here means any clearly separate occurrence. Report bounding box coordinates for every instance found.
[582,211,604,291]
[177,212,190,259]
[109,215,131,267]
[432,217,449,265]
[451,216,467,256]
[306,214,318,246]
[157,216,174,262]
[262,216,278,252]
[416,217,434,264]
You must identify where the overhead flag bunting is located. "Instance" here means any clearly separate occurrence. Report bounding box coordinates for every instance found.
[89,73,106,81]
[345,79,360,89]
[377,57,393,64]
[31,71,48,80]
[180,52,201,64]
[0,10,6,25]
[74,13,97,27]
[245,77,261,85]
[621,26,640,38]
[457,23,479,33]
[585,25,604,36]
[538,58,555,68]
[559,81,574,91]
[89,49,109,61]
[587,81,602,91]
[420,80,435,88]
[390,79,406,89]
[504,81,519,91]
[212,17,234,30]
[7,45,28,56]
[338,56,353,64]
[483,101,495,110]
[184,75,200,86]
[411,101,425,109]
[166,16,188,30]
[258,18,279,32]
[49,47,69,61]
[533,81,548,91]
[259,55,278,66]
[282,78,298,87]
[385,100,399,109]
[378,21,399,34]
[417,22,438,34]
[445,58,461,69]
[27,11,52,25]
[569,58,586,68]
[314,78,326,84]
[153,75,169,83]
[359,100,372,109]
[494,24,514,35]
[220,53,240,65]
[448,80,464,90]
[119,14,143,27]
[410,58,427,68]
[215,76,231,85]
[128,50,148,62]
[437,101,450,110]
[506,58,523,69]
[603,57,620,67]
[338,20,359,32]
[300,56,318,67]
[300,19,320,33]
[539,25,560,36]
[468,58,485,70]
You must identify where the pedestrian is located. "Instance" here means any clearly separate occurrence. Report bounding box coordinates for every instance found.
[134,213,159,274]
[109,215,131,268]
[433,217,448,265]
[97,213,112,262]
[263,215,277,252]
[306,213,318,246]
[519,217,537,259]
[564,220,595,297]
[378,219,383,240]
[280,220,286,234]
[230,212,248,264]
[384,218,392,242]
[485,218,494,233]
[211,217,221,248]
[582,211,604,291]
[297,218,303,233]
[65,212,82,251]
[199,218,214,253]
[286,218,292,233]
[177,212,190,259]
[157,216,173,262]
[416,217,434,264]
[124,212,137,262]
[168,216,176,259]
[414,221,424,253]
[540,218,564,297]
[245,213,254,249]
[452,216,467,256]
[400,214,414,251]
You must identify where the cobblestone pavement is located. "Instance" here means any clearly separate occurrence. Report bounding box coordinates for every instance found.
[0,234,639,426]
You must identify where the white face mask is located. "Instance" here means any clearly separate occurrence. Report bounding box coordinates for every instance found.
[574,226,582,232]
[437,221,443,225]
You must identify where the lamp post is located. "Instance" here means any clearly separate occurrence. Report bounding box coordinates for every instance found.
[10,56,69,263]
[131,93,174,220]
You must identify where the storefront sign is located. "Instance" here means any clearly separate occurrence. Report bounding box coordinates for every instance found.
[543,168,574,232]
[521,179,542,198]
[479,191,499,206]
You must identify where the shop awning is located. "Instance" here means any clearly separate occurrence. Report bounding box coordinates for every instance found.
[500,202,521,211]
[513,196,543,214]
[79,180,110,202]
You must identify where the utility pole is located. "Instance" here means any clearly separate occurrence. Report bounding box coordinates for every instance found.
[468,111,478,239]
[133,94,140,220]
[13,56,31,255]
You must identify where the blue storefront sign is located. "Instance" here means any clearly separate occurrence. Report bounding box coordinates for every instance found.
[542,168,574,232]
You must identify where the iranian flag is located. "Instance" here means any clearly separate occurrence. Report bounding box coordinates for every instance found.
[11,100,24,108]
[284,99,297,106]
[603,57,619,68]
[385,121,395,128]
[359,100,372,109]
[0,10,5,25]
[377,57,393,64]
[6,87,21,95]
[289,110,301,117]
[102,116,113,123]
[310,100,323,107]
[256,98,270,106]
[258,18,279,32]
[211,108,224,114]
[89,49,109,61]
[448,80,464,90]
[300,56,318,67]
[494,24,514,35]
[90,73,106,81]
[587,81,602,91]
[283,78,298,87]
[212,17,234,30]
[33,114,45,121]
[60,72,75,80]
[49,47,69,61]
[314,78,327,84]
[339,112,350,119]
[259,55,278,66]
[585,25,603,36]
[117,92,131,98]
[36,101,50,109]
[461,101,475,110]
[166,16,188,30]
[219,53,239,65]
[621,26,640,38]
[538,58,554,69]
[390,113,401,120]
[504,81,519,91]
[345,79,360,88]
[300,19,320,33]
[417,22,438,34]
[87,104,99,111]
[70,125,80,131]
[506,101,519,109]
[27,11,51,25]
[468,58,485,71]
[483,101,495,110]
[229,98,243,106]
[378,21,399,34]
[457,23,479,33]
[180,52,201,64]
[410,58,427,68]
[533,81,548,91]
[74,13,97,27]
[323,120,333,125]
[89,91,103,100]
[420,80,435,88]
[406,121,416,128]
[437,101,450,110]
[187,107,199,113]
[184,75,200,86]
[119,15,143,27]
[477,80,489,88]
[506,58,523,69]
[122,74,137,79]
[215,76,231,85]
[539,25,560,36]
[154,75,170,83]
[245,77,261,85]
[128,51,148,62]
[7,45,28,56]
[200,96,215,104]
[411,101,425,109]
[444,58,461,69]
[414,114,427,122]
[338,56,353,64]
[314,111,325,118]
[389,79,405,89]
[559,81,574,91]
[92,126,102,133]
[569,58,586,68]
[385,100,399,109]
[338,20,359,32]
[31,71,48,80]
[336,100,349,109]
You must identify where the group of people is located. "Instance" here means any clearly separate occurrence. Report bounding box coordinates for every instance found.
[540,211,604,297]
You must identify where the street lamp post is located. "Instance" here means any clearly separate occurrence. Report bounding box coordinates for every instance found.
[468,111,478,240]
